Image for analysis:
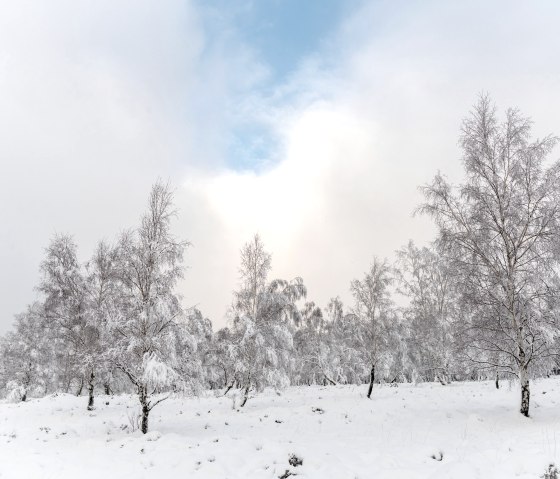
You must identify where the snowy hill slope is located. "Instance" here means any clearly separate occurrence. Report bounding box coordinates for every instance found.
[1,379,560,478]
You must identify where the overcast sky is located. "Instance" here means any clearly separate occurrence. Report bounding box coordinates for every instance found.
[1,0,560,332]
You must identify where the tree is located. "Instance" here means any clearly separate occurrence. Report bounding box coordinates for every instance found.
[420,95,560,416]
[324,298,366,385]
[350,257,395,398]
[230,234,306,406]
[0,303,51,401]
[175,307,212,393]
[84,240,122,400]
[235,234,272,322]
[292,301,332,385]
[291,297,367,386]
[39,234,96,407]
[395,241,459,384]
[111,182,189,433]
[211,327,238,392]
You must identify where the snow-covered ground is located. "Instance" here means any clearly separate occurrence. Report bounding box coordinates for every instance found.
[2,379,560,478]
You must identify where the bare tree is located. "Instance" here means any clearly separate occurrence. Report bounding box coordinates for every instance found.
[420,95,560,416]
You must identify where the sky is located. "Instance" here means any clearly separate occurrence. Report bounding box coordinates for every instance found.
[1,0,560,332]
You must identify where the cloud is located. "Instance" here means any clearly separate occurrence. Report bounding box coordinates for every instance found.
[2,0,560,331]
[0,0,263,331]
[181,0,560,324]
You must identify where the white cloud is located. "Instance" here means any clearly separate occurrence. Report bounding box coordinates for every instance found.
[181,0,560,324]
[0,0,263,331]
[2,0,560,330]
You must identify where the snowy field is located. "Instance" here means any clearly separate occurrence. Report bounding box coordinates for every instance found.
[2,379,560,479]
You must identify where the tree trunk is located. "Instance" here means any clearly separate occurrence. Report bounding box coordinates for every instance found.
[520,364,530,417]
[87,370,95,411]
[436,372,447,386]
[139,387,150,434]
[141,405,149,434]
[76,377,84,396]
[223,380,234,397]
[22,374,31,402]
[104,383,112,395]
[495,371,499,389]
[324,374,337,386]
[366,365,375,399]
[240,383,250,407]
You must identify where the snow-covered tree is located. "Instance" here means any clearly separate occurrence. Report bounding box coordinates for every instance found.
[291,297,368,386]
[84,240,122,398]
[395,241,459,384]
[175,307,212,393]
[420,95,560,416]
[350,257,396,398]
[39,234,98,407]
[292,302,332,385]
[324,298,367,385]
[110,182,190,433]
[229,234,306,406]
[0,303,51,401]
[210,326,238,392]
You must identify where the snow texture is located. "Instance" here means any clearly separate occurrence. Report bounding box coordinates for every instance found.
[2,378,560,478]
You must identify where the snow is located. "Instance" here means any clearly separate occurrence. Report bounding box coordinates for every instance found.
[2,379,560,478]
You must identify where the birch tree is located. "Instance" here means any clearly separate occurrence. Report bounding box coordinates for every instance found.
[230,234,306,406]
[325,298,366,385]
[350,257,395,398]
[420,95,560,416]
[39,234,96,407]
[0,303,51,401]
[84,240,121,398]
[395,241,459,383]
[111,181,189,433]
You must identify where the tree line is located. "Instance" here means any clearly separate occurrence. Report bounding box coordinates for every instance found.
[2,96,560,432]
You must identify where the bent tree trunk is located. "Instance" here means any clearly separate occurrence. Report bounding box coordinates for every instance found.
[223,380,235,397]
[76,377,84,396]
[87,369,95,411]
[240,383,250,407]
[436,370,448,386]
[520,363,530,417]
[367,365,375,399]
[136,384,169,434]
